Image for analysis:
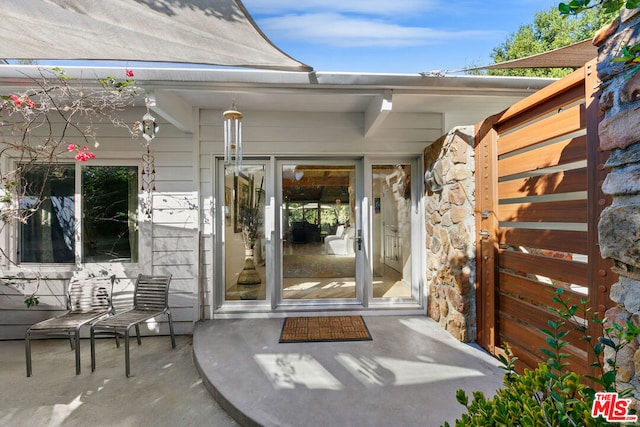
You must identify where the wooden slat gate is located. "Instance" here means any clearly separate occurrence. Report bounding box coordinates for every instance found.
[475,60,615,377]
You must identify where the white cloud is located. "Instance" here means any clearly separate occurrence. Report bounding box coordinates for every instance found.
[243,0,437,16]
[259,13,499,48]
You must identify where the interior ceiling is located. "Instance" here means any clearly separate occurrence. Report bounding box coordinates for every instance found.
[283,166,352,203]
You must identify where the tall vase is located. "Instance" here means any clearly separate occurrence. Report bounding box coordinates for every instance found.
[237,248,261,300]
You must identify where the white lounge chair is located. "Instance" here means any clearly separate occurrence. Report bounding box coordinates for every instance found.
[325,226,355,255]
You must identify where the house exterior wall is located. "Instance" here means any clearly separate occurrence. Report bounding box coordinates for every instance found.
[596,9,640,408]
[0,67,560,338]
[198,108,442,317]
[1,103,441,338]
[0,107,199,339]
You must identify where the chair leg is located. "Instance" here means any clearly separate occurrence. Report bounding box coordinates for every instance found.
[25,334,32,377]
[167,311,176,349]
[124,328,131,377]
[74,331,81,375]
[135,324,142,346]
[90,326,96,372]
[69,336,75,350]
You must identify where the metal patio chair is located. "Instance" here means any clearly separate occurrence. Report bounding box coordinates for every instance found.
[25,275,115,377]
[90,274,175,377]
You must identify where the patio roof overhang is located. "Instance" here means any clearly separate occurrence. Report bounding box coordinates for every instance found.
[0,65,557,138]
[0,0,311,72]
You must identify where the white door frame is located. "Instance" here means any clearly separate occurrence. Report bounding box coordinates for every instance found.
[211,155,425,316]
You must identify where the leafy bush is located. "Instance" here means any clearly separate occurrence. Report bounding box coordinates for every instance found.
[441,288,639,427]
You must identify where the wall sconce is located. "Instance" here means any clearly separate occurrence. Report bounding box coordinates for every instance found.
[223,104,243,174]
[424,158,444,193]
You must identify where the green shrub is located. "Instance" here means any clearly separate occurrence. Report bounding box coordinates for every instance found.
[441,288,639,427]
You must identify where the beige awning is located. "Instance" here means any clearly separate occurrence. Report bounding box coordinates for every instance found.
[0,0,312,72]
[460,39,597,72]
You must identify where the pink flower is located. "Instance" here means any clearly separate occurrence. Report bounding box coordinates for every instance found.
[10,94,22,107]
[67,142,96,161]
[125,69,134,78]
[25,98,35,108]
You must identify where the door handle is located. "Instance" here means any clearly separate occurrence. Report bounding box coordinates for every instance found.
[356,229,362,251]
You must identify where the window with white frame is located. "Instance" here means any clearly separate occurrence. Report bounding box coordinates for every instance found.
[19,164,139,263]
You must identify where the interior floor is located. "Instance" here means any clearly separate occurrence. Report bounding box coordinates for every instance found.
[225,241,411,301]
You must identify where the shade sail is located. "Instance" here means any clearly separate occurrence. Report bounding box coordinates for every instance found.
[461,39,597,71]
[0,0,312,72]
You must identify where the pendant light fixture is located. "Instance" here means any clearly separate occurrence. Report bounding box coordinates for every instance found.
[140,97,159,143]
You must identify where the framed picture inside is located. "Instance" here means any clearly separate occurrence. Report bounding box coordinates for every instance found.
[234,173,251,233]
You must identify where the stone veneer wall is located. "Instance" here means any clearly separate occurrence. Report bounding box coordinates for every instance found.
[424,126,476,342]
[597,9,640,407]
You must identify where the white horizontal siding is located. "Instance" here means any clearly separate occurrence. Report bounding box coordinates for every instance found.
[0,107,201,338]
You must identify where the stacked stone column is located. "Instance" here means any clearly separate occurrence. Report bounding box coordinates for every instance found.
[597,9,640,407]
[424,127,476,342]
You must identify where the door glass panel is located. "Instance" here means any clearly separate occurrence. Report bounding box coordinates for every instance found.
[225,165,266,300]
[282,164,356,299]
[372,165,412,298]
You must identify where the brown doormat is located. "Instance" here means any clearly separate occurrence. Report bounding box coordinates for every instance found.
[279,316,372,343]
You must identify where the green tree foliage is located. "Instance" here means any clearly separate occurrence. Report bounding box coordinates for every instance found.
[488,6,614,77]
[559,0,640,15]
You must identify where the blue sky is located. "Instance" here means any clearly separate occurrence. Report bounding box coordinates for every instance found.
[242,0,562,74]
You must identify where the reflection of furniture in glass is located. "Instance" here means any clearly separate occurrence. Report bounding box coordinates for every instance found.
[384,225,402,272]
[291,221,320,243]
[325,227,355,255]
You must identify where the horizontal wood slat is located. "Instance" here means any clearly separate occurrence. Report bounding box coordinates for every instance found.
[499,271,586,309]
[496,67,585,126]
[496,84,584,134]
[498,135,587,178]
[498,104,586,156]
[498,228,588,254]
[498,168,587,199]
[499,316,589,376]
[503,337,547,375]
[499,293,588,351]
[498,199,587,223]
[499,250,588,286]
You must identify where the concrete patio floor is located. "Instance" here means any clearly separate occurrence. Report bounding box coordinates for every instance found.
[194,315,506,427]
[0,336,237,427]
[0,316,507,427]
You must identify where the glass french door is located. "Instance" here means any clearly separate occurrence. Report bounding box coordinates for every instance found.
[369,163,415,300]
[216,157,421,311]
[222,162,269,302]
[277,161,363,303]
